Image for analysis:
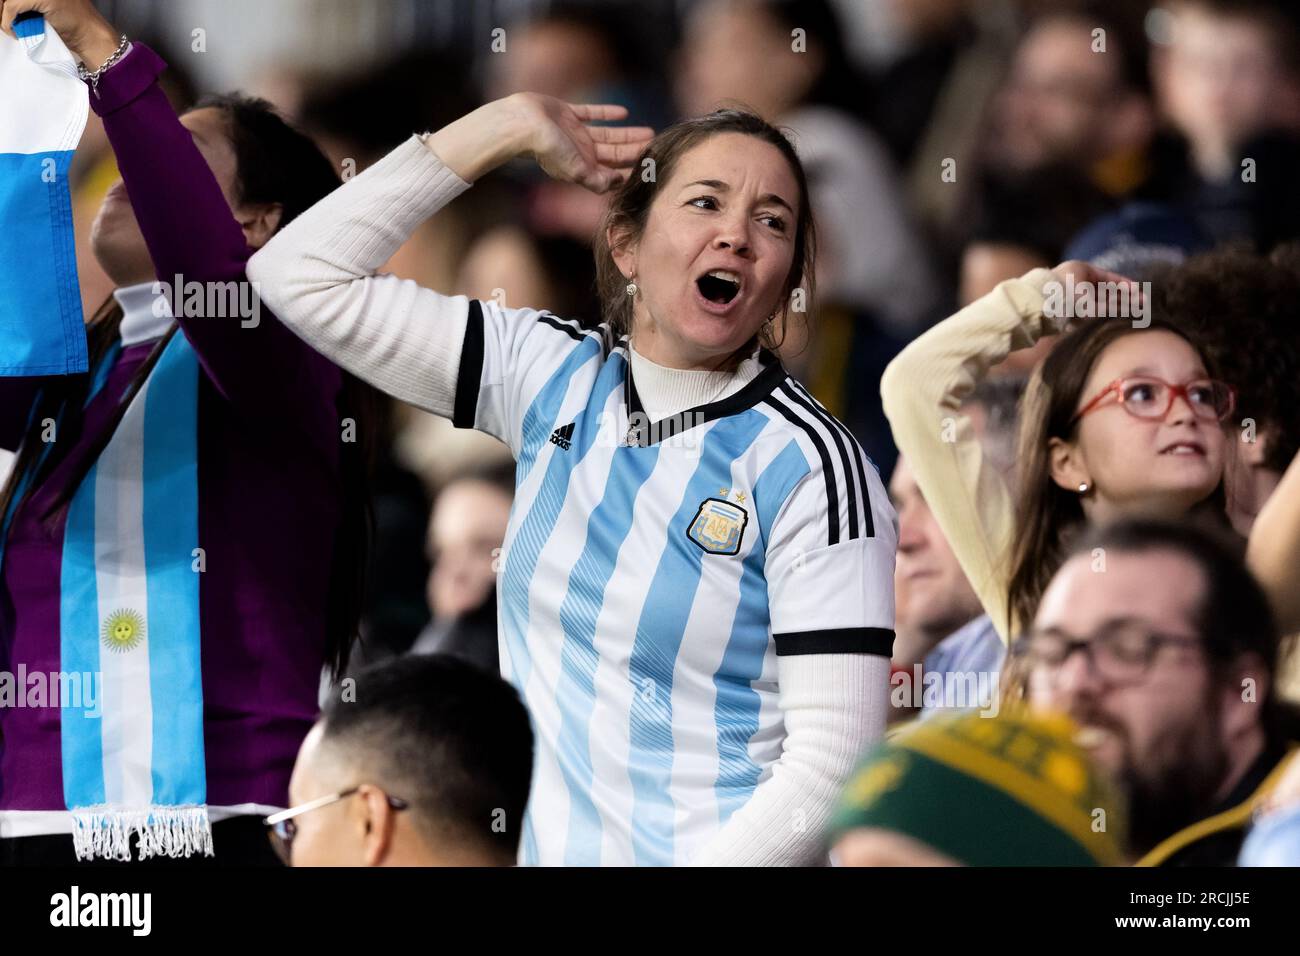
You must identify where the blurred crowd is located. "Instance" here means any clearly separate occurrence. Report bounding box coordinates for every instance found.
[20,0,1300,866]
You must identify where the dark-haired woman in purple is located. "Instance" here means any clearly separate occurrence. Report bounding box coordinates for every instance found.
[0,0,365,865]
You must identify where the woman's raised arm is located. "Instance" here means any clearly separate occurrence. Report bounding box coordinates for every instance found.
[247,94,650,416]
[1247,448,1300,634]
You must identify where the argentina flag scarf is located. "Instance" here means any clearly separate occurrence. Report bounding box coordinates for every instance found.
[0,15,88,376]
[58,330,211,860]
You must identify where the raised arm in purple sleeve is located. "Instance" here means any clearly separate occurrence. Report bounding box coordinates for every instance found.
[88,42,341,413]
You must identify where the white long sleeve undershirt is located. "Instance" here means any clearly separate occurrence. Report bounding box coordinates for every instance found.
[248,135,889,866]
[690,653,889,866]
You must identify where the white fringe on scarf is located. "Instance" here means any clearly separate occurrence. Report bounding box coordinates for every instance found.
[71,805,214,861]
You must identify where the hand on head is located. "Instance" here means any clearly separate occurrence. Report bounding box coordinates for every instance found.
[1049,258,1144,313]
[510,93,654,194]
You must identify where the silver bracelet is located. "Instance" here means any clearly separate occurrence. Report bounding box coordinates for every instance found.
[77,34,130,99]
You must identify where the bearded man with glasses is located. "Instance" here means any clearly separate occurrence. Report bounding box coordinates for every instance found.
[1010,517,1300,865]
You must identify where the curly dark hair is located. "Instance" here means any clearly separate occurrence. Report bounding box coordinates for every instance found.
[1151,243,1300,474]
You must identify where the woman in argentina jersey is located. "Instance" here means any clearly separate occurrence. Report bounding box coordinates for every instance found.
[249,93,898,866]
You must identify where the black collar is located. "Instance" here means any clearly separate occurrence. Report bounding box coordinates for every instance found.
[620,340,786,447]
[1213,737,1292,816]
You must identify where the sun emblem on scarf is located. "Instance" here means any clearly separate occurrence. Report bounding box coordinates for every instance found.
[101,609,146,653]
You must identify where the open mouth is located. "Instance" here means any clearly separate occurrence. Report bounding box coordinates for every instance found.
[695,270,741,305]
[1160,441,1205,456]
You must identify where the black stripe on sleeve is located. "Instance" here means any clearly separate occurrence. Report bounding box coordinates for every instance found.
[790,380,875,538]
[537,312,586,342]
[774,627,895,657]
[761,390,840,546]
[453,299,485,429]
[778,382,859,541]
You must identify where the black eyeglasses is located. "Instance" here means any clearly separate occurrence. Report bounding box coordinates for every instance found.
[1011,621,1203,687]
[263,786,409,865]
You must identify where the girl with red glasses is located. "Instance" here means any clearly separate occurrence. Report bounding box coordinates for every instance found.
[883,258,1300,646]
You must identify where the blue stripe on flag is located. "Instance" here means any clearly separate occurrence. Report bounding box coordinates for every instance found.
[0,150,86,375]
[59,461,105,809]
[557,442,659,865]
[13,14,46,39]
[626,410,767,865]
[142,336,205,806]
[712,438,811,821]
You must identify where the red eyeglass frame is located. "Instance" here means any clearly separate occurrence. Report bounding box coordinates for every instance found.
[1071,376,1237,426]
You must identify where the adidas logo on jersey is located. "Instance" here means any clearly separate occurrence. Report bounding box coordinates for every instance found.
[550,422,575,450]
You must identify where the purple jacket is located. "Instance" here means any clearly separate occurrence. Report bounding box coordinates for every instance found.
[0,44,343,813]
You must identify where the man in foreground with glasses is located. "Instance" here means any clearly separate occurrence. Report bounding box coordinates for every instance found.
[1014,517,1300,865]
[266,655,533,866]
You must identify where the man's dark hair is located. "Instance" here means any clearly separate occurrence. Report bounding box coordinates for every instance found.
[1065,517,1296,744]
[319,655,533,862]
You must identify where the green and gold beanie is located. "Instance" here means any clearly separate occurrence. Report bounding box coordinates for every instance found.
[827,712,1128,866]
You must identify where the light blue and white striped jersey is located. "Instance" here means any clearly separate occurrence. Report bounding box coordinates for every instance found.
[452,299,898,866]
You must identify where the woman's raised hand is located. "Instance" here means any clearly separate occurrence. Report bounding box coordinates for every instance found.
[510,93,654,194]
[426,92,653,192]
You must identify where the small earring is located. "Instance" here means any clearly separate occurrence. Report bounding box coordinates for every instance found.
[1078,482,1089,494]
[626,277,638,297]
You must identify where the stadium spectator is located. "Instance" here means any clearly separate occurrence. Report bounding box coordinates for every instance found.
[881,259,1300,643]
[407,461,516,673]
[268,655,533,866]
[957,3,1156,297]
[890,379,1022,722]
[826,711,1128,866]
[0,1,363,864]
[1012,517,1300,865]
[249,94,898,866]
[983,4,1154,182]
[1151,0,1300,247]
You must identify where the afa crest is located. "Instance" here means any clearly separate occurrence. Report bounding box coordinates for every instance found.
[686,498,748,555]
